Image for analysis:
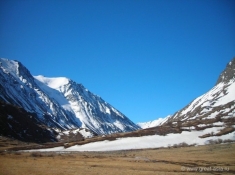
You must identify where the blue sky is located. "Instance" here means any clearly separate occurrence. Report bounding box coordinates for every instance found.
[0,0,235,123]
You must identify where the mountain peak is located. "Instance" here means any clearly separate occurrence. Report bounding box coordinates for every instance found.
[216,57,235,85]
[34,75,71,89]
[1,58,140,135]
[137,115,171,129]
[0,58,20,76]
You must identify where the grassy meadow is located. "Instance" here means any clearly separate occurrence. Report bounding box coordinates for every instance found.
[0,143,235,175]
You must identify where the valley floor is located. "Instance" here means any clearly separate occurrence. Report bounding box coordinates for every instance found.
[0,143,235,175]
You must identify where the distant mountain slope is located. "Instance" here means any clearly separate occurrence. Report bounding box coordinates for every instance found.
[0,58,140,135]
[137,116,170,129]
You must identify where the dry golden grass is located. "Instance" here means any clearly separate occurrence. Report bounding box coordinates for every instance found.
[0,143,235,175]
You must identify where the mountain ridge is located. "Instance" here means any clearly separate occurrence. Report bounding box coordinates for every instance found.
[216,58,235,85]
[1,57,235,151]
[0,58,140,136]
[137,115,171,129]
[139,57,235,129]
[166,58,235,123]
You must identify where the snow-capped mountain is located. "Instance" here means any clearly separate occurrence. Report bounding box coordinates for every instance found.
[137,115,171,129]
[0,58,140,135]
[34,75,140,134]
[161,58,235,129]
[138,58,235,131]
[0,58,81,130]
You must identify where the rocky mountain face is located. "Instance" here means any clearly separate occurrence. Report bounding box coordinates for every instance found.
[34,75,140,134]
[158,58,235,137]
[139,58,235,138]
[0,58,140,137]
[0,101,57,143]
[216,58,235,85]
[0,58,81,131]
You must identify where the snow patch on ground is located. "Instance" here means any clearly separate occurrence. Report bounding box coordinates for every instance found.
[24,127,235,152]
[78,128,94,138]
[58,128,94,139]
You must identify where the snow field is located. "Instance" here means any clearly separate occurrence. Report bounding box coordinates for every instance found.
[25,127,235,152]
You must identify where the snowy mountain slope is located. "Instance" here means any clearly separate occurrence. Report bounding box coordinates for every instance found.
[34,75,140,134]
[0,58,140,135]
[136,58,235,139]
[137,115,171,129]
[0,58,81,130]
[160,58,235,132]
[0,101,58,143]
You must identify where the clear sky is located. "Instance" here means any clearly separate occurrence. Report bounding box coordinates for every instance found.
[0,0,235,123]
